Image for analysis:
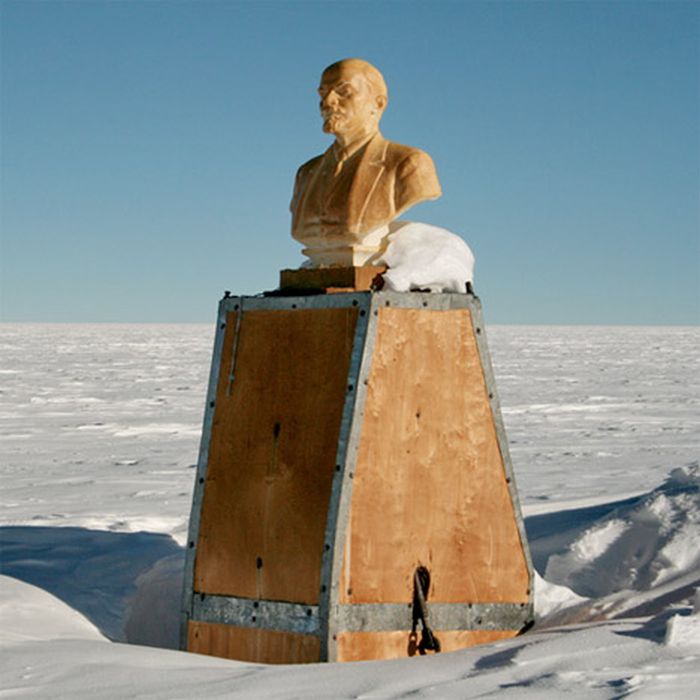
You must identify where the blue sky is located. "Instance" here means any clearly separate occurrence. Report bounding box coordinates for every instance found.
[1,0,698,324]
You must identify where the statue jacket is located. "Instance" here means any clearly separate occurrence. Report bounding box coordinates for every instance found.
[290,132,441,242]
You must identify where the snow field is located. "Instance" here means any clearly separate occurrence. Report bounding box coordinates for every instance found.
[1,323,699,697]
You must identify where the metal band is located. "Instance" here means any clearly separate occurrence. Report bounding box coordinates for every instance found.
[189,594,531,635]
[179,296,234,650]
[336,602,531,633]
[318,294,376,660]
[223,293,370,312]
[192,594,320,636]
[467,296,535,607]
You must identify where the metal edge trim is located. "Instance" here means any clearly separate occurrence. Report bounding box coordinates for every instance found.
[179,297,237,650]
[318,295,377,661]
[228,291,480,313]
[191,595,320,636]
[467,297,535,612]
[336,602,531,633]
[228,293,369,311]
[188,595,529,635]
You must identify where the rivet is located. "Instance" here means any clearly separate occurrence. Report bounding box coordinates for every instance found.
[321,585,327,592]
[234,304,239,310]
[352,300,358,307]
[189,541,194,548]
[348,472,354,479]
[291,303,297,309]
[385,300,391,307]
[198,477,204,484]
[325,543,331,551]
[200,593,206,601]
[360,309,366,316]
[476,327,482,334]
[422,301,428,307]
[348,384,354,392]
[220,323,226,329]
[252,615,257,623]
[253,601,259,608]
[209,401,215,408]
[506,477,511,483]
[488,392,494,399]
[307,609,313,616]
[335,464,341,472]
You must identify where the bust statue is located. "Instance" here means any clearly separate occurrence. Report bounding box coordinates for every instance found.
[290,59,442,267]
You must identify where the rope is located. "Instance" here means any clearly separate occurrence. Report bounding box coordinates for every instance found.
[409,566,441,655]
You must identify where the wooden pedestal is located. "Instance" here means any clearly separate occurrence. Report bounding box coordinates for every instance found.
[181,291,533,664]
[279,266,386,292]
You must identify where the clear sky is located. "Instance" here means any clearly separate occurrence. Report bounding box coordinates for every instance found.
[1,0,698,324]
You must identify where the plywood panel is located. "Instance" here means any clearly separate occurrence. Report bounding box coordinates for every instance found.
[336,630,517,662]
[340,307,529,604]
[188,621,320,664]
[194,307,357,603]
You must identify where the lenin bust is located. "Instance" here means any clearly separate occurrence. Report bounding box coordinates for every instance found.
[290,59,442,267]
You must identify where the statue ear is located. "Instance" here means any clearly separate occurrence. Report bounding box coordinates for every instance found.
[376,94,388,113]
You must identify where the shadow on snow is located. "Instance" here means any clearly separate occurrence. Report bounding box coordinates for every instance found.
[0,525,184,646]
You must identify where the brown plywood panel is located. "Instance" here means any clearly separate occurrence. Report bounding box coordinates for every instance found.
[340,307,529,604]
[336,630,517,662]
[195,307,357,603]
[188,621,320,664]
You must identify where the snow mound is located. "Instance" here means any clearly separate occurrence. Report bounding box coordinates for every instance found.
[377,221,475,293]
[0,575,105,643]
[665,610,700,648]
[124,552,184,649]
[533,571,588,620]
[544,464,700,599]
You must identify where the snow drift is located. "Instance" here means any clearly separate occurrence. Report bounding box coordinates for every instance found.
[377,221,475,292]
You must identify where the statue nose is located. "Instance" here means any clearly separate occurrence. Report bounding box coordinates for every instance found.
[322,91,339,109]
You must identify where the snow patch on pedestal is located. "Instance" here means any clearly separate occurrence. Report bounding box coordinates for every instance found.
[377,221,475,293]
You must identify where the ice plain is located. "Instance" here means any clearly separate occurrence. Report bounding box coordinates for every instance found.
[1,322,698,698]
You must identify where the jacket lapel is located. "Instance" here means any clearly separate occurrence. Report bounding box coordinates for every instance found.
[348,133,388,233]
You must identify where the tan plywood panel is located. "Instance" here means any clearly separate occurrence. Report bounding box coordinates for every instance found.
[336,629,517,662]
[188,621,320,664]
[194,307,358,603]
[340,307,529,605]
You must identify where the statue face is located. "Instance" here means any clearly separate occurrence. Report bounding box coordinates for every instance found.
[318,64,381,138]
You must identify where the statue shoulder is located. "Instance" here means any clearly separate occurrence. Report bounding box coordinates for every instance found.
[380,138,442,210]
[295,153,325,181]
[383,140,436,170]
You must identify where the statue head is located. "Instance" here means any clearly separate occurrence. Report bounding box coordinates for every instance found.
[318,59,388,142]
